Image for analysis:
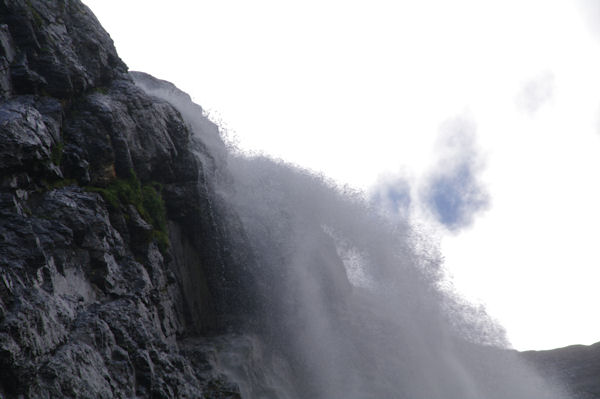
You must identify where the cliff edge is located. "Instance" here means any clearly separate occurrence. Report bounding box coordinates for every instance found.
[0,1,242,397]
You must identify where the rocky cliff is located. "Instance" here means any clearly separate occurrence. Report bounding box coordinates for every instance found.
[0,1,245,397]
[521,342,600,399]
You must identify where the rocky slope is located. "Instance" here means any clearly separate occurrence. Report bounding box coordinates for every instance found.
[0,0,246,397]
[521,342,600,399]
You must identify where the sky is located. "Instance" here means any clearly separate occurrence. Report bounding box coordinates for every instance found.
[83,0,600,351]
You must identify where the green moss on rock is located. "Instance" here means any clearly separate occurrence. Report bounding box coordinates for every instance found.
[87,170,170,252]
[50,142,64,166]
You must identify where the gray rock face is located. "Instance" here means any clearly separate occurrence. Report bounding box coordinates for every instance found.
[0,98,54,173]
[522,342,600,399]
[0,0,126,98]
[0,1,242,398]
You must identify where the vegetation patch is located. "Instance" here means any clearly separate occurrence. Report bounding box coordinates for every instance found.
[46,178,77,190]
[87,170,170,252]
[50,142,64,166]
[25,0,44,28]
[92,86,109,95]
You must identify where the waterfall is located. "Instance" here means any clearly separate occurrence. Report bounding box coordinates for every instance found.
[132,72,570,399]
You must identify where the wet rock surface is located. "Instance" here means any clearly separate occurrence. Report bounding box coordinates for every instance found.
[0,1,242,397]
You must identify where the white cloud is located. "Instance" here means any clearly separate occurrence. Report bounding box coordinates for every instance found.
[576,0,600,40]
[516,71,555,115]
[369,173,412,220]
[420,117,489,232]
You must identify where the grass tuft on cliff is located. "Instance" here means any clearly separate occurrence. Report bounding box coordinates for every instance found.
[87,170,169,252]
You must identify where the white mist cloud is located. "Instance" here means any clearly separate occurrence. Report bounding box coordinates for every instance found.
[84,0,600,352]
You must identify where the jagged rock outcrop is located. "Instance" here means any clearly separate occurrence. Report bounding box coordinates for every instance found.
[0,0,125,98]
[0,1,243,397]
[521,342,600,399]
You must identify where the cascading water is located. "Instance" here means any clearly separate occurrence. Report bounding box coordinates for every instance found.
[133,73,571,399]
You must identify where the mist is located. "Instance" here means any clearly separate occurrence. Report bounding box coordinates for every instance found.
[133,73,572,399]
[83,0,600,350]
